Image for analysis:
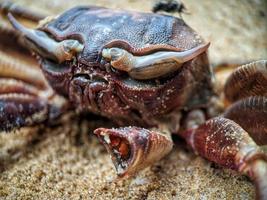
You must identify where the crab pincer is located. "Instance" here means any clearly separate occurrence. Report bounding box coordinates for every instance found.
[94,127,173,177]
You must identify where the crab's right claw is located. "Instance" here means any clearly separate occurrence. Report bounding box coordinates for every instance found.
[94,127,173,177]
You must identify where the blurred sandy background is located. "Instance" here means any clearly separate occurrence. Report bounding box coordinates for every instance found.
[0,0,267,199]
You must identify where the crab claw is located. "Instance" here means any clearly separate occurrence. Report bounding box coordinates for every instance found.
[7,13,84,63]
[94,127,173,177]
[102,43,210,80]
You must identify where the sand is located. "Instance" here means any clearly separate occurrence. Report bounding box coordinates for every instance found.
[0,0,266,199]
[0,122,254,199]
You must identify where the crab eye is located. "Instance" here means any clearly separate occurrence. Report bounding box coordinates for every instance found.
[102,48,124,61]
[62,40,84,56]
[110,48,124,59]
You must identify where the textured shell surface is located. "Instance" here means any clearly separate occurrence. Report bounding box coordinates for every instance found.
[39,6,213,127]
[41,6,204,66]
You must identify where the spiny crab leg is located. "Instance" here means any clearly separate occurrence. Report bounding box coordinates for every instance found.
[180,117,267,200]
[102,43,210,80]
[7,14,84,63]
[94,127,173,177]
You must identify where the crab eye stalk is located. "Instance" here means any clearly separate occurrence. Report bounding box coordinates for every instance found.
[102,48,133,72]
[102,43,210,80]
[7,13,84,63]
[102,48,125,61]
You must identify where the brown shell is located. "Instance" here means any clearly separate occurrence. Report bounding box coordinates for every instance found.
[39,6,213,126]
[40,6,204,66]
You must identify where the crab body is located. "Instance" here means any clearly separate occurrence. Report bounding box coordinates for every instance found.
[38,6,213,127]
[0,4,267,199]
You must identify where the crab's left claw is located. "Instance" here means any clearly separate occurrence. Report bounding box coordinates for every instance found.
[94,127,173,177]
[7,14,84,63]
[102,43,209,80]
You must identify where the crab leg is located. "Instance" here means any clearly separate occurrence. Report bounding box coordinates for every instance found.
[0,50,68,132]
[224,60,267,103]
[0,51,48,89]
[0,20,32,55]
[102,43,209,80]
[0,22,21,42]
[224,96,267,145]
[0,2,45,54]
[0,1,46,22]
[0,78,40,96]
[223,60,267,144]
[94,127,173,177]
[0,94,48,131]
[0,87,67,132]
[180,117,267,200]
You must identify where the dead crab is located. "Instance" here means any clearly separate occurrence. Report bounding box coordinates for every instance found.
[0,3,266,199]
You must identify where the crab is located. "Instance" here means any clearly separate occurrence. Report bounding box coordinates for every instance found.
[0,3,266,199]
